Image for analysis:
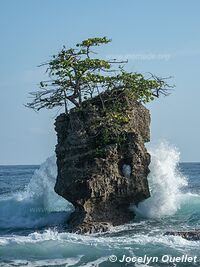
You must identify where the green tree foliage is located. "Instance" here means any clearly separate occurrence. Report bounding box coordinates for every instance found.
[26,37,172,113]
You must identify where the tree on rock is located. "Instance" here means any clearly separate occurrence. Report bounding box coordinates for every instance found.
[26,37,172,113]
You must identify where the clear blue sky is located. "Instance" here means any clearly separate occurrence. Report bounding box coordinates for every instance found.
[1,0,200,164]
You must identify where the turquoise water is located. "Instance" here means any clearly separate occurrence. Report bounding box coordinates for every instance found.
[0,143,200,267]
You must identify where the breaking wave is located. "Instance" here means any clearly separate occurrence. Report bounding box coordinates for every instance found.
[0,156,73,229]
[134,142,200,219]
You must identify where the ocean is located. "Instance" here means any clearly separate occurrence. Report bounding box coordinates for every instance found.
[0,142,199,267]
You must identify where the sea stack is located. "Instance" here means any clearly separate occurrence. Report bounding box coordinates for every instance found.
[54,89,151,233]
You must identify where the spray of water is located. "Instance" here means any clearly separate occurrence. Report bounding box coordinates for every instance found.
[0,156,73,229]
[0,142,197,229]
[134,142,188,218]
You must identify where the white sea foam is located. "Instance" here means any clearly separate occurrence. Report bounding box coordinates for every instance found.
[133,142,188,218]
[0,256,82,267]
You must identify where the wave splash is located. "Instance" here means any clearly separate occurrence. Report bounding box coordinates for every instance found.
[134,142,188,218]
[0,142,199,229]
[0,156,73,229]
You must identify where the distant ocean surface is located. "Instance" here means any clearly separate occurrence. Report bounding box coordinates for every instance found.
[0,142,200,267]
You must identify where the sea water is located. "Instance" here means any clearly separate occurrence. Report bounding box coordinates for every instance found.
[0,142,199,267]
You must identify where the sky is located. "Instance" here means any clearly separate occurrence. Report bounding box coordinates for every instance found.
[0,0,200,164]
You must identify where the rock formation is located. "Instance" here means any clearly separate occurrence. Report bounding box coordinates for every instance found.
[54,89,151,233]
[164,231,200,241]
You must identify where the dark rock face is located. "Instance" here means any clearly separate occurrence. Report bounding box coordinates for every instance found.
[164,231,200,241]
[54,90,151,233]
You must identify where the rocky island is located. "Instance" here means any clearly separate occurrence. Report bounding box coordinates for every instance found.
[54,89,151,233]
